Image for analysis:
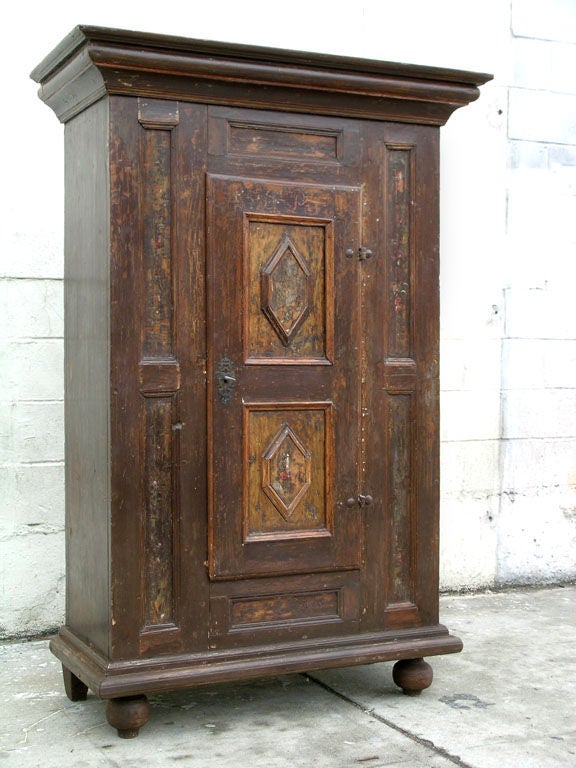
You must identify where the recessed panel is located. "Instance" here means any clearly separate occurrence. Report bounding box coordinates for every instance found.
[230,589,340,629]
[387,394,414,606]
[228,121,340,161]
[208,572,361,645]
[386,145,413,358]
[142,397,175,628]
[244,214,333,364]
[243,403,333,541]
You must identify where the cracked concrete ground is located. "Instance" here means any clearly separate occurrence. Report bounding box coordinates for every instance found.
[0,586,574,767]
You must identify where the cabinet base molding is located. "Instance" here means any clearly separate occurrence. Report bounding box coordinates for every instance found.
[52,625,461,700]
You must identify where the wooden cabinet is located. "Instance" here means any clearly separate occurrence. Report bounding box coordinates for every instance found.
[32,27,491,738]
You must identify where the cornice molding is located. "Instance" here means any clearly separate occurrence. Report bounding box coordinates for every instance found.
[31,26,493,125]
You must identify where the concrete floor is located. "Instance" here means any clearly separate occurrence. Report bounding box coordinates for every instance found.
[0,586,574,767]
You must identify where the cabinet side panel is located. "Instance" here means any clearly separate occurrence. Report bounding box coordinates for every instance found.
[412,126,441,627]
[108,96,146,660]
[64,97,111,655]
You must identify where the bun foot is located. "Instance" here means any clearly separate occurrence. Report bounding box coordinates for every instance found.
[392,658,433,696]
[62,666,88,702]
[106,695,151,738]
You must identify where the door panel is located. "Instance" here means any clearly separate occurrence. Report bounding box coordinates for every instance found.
[243,401,333,541]
[207,175,362,580]
[244,214,333,364]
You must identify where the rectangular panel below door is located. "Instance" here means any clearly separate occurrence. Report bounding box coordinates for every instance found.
[209,571,361,648]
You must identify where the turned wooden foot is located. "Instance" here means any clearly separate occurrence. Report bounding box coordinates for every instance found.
[392,658,433,696]
[106,695,151,738]
[62,666,88,702]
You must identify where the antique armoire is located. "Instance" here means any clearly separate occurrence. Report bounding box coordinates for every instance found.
[32,27,491,738]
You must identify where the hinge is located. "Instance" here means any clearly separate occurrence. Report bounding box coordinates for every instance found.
[345,246,374,261]
[346,494,374,508]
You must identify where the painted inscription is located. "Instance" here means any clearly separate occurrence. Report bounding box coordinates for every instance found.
[261,235,312,347]
[262,423,311,519]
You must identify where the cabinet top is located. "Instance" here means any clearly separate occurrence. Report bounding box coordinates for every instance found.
[31,25,492,125]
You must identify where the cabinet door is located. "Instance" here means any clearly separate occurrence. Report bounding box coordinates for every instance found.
[207,175,363,580]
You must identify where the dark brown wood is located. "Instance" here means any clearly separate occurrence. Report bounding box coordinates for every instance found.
[63,96,110,656]
[30,26,491,126]
[34,28,490,738]
[62,665,88,702]
[50,625,460,699]
[392,657,434,696]
[106,696,151,738]
[207,174,362,586]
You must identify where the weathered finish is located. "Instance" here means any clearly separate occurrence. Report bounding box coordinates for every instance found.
[207,175,362,583]
[33,28,490,737]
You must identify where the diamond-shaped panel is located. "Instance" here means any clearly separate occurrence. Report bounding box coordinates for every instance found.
[262,423,311,520]
[261,235,312,347]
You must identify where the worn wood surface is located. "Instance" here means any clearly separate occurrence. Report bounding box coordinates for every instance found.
[31,28,490,735]
[31,26,491,126]
[64,97,111,656]
[64,98,446,660]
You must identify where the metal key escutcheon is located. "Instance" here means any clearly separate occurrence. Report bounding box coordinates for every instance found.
[216,356,236,404]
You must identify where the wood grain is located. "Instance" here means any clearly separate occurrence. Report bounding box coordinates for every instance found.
[244,403,332,540]
[31,26,492,125]
[33,30,485,735]
[245,214,333,364]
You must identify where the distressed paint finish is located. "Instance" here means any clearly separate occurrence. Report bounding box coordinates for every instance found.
[137,99,181,639]
[386,146,413,358]
[139,98,179,358]
[230,589,340,628]
[207,171,363,583]
[141,128,173,357]
[33,29,488,735]
[387,394,414,605]
[143,397,175,627]
[227,121,340,161]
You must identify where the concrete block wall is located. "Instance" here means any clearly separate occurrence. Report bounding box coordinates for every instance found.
[1,0,574,639]
[0,265,65,637]
[497,0,576,584]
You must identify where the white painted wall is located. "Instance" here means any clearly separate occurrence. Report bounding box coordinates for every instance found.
[1,0,574,639]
